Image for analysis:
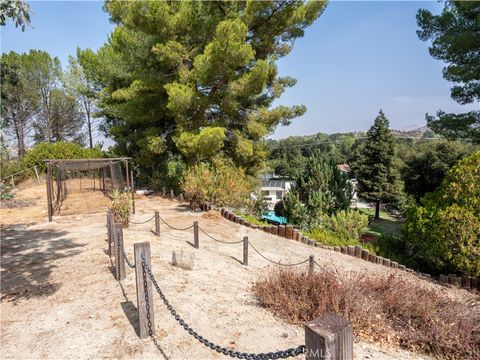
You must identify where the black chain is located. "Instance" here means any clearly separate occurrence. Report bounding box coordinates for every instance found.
[199,226,244,244]
[141,259,153,336]
[121,241,135,268]
[159,216,194,231]
[141,258,304,359]
[248,242,310,267]
[117,236,122,273]
[130,215,156,225]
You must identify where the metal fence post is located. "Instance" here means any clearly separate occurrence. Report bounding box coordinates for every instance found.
[134,242,154,339]
[243,236,249,266]
[193,221,199,248]
[114,223,126,280]
[305,313,353,360]
[155,210,160,237]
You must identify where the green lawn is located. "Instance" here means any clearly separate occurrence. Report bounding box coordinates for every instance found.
[358,208,404,238]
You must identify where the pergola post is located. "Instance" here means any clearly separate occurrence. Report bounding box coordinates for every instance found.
[46,162,52,222]
[125,159,130,191]
[131,169,135,214]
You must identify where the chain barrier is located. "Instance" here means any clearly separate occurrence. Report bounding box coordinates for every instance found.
[248,242,310,267]
[141,257,305,359]
[129,215,156,225]
[121,240,136,268]
[199,226,244,245]
[159,215,194,231]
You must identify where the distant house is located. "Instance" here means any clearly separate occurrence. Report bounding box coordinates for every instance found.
[261,179,292,210]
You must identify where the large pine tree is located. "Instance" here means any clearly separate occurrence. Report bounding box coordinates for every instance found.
[78,1,327,186]
[349,110,401,219]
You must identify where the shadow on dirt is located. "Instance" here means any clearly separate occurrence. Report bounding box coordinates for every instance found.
[0,224,84,303]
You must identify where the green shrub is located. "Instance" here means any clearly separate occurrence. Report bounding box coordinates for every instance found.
[322,210,369,240]
[22,142,103,173]
[109,190,132,226]
[274,200,285,217]
[406,151,480,276]
[306,210,371,250]
[374,234,420,270]
[0,183,14,200]
[181,156,254,209]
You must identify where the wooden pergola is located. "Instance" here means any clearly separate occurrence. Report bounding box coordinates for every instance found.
[44,158,134,222]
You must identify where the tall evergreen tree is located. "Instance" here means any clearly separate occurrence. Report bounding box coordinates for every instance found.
[63,52,99,148]
[349,110,401,219]
[285,155,352,228]
[0,52,37,156]
[79,1,327,186]
[417,1,480,143]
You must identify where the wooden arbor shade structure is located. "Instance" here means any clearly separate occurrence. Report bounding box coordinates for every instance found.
[44,158,135,222]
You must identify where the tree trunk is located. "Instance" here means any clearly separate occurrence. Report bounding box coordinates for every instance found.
[85,100,93,149]
[12,112,26,157]
[375,200,380,220]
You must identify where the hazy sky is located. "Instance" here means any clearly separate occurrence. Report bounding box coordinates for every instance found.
[2,1,477,140]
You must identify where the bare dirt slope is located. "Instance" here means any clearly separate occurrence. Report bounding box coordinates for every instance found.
[1,187,476,359]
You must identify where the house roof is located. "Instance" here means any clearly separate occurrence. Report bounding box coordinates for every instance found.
[261,180,290,189]
[337,164,351,172]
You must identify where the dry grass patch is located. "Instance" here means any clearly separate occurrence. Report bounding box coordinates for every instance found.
[253,268,480,360]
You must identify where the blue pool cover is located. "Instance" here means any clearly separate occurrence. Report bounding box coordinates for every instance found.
[261,211,288,225]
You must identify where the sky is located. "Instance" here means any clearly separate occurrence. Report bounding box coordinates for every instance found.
[1,1,477,140]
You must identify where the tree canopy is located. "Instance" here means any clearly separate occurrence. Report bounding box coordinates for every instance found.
[0,0,31,31]
[417,1,480,143]
[406,151,480,276]
[349,110,401,218]
[0,50,87,154]
[79,1,327,187]
[285,155,352,229]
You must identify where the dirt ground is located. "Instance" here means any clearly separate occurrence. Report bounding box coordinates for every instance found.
[1,183,477,359]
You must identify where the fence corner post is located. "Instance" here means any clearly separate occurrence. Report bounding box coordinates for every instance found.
[107,210,113,256]
[114,223,126,280]
[308,255,315,276]
[134,242,154,339]
[193,221,199,248]
[155,210,160,237]
[130,169,135,214]
[243,236,249,266]
[305,313,353,360]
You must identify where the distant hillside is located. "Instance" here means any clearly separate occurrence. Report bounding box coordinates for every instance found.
[391,126,430,139]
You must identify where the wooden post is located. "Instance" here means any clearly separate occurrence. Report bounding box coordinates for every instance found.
[46,163,53,222]
[361,249,369,261]
[243,236,248,266]
[114,223,126,280]
[34,166,40,183]
[309,255,315,276]
[354,245,362,258]
[10,175,14,188]
[179,193,184,203]
[170,189,174,200]
[305,313,353,360]
[162,187,165,196]
[193,221,199,248]
[130,169,135,214]
[155,211,160,237]
[134,242,154,339]
[125,160,130,191]
[107,210,113,255]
